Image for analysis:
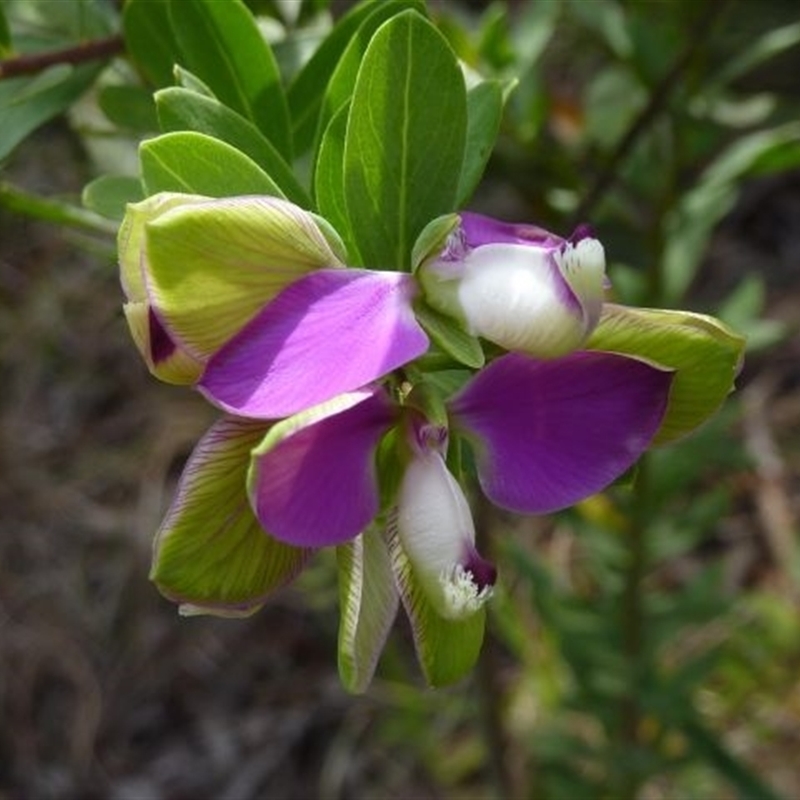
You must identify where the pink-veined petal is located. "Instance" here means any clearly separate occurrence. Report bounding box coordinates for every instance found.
[200,268,429,419]
[450,351,673,513]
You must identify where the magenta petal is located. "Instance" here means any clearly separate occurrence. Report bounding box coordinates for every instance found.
[459,212,564,250]
[248,389,396,547]
[199,269,428,419]
[450,351,673,514]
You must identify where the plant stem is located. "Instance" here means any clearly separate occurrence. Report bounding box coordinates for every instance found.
[0,34,124,79]
[570,0,730,226]
[0,181,117,235]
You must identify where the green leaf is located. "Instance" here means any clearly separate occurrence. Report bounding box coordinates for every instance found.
[173,65,216,97]
[457,80,504,207]
[586,304,745,445]
[0,64,100,162]
[122,0,178,87]
[663,123,800,303]
[344,10,467,269]
[82,175,144,221]
[388,526,485,687]
[0,5,12,58]
[140,131,285,197]
[337,526,399,693]
[98,84,158,132]
[151,417,310,612]
[709,21,800,91]
[168,0,292,159]
[155,87,310,206]
[314,102,355,255]
[288,0,425,156]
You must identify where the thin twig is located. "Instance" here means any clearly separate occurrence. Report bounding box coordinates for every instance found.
[0,34,124,79]
[570,0,731,226]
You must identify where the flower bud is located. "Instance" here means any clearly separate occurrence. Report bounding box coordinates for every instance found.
[396,423,495,620]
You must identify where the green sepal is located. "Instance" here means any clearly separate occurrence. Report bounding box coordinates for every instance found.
[388,524,485,687]
[336,525,400,693]
[411,213,459,271]
[151,417,311,613]
[587,304,745,445]
[118,191,209,301]
[413,302,485,369]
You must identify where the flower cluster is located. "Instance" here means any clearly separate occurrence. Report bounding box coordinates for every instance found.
[120,193,741,688]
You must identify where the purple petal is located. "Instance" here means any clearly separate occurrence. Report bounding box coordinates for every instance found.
[450,351,673,514]
[459,212,564,250]
[248,389,397,548]
[149,306,177,364]
[199,269,428,419]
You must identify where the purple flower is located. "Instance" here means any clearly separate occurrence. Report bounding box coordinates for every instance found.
[238,350,672,618]
[129,199,679,623]
[417,212,606,357]
[119,193,430,416]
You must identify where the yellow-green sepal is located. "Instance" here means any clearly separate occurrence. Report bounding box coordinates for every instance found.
[388,523,485,687]
[336,525,399,693]
[151,417,311,613]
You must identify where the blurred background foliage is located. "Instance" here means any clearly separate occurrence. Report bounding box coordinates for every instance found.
[1,0,800,797]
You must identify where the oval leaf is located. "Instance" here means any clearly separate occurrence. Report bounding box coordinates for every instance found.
[309,0,427,159]
[314,101,356,255]
[289,0,423,156]
[122,0,178,87]
[82,175,144,221]
[140,131,285,197]
[156,87,310,205]
[168,0,292,159]
[457,80,505,207]
[343,10,467,269]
